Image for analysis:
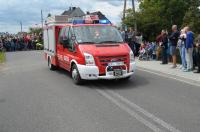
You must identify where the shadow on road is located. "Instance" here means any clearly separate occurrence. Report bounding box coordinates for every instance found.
[85,74,149,90]
[54,68,149,90]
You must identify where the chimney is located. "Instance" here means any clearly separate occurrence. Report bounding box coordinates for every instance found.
[69,7,72,11]
[86,11,90,15]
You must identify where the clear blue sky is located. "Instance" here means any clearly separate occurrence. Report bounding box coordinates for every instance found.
[0,0,135,33]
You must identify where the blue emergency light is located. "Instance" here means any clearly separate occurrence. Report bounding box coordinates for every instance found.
[72,19,111,25]
[99,19,111,24]
[73,20,85,24]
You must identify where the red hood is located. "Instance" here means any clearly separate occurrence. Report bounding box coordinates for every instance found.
[78,43,130,56]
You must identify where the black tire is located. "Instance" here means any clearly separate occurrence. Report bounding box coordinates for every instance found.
[48,57,56,70]
[71,64,83,85]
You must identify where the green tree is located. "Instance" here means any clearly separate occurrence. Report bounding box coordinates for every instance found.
[29,27,42,35]
[182,0,200,35]
[123,0,199,41]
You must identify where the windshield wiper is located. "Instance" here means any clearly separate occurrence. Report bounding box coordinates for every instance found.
[98,41,122,44]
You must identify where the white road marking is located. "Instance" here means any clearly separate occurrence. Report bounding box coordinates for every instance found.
[0,67,9,71]
[107,90,182,132]
[2,64,42,71]
[0,64,43,76]
[96,89,163,132]
[137,67,200,87]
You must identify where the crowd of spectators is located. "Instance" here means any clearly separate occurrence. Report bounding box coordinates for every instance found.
[120,25,200,74]
[0,32,43,52]
[156,25,200,73]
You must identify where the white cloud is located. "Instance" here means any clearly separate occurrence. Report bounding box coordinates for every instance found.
[0,0,133,33]
[91,1,132,25]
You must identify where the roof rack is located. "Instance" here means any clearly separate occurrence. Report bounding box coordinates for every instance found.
[46,15,69,25]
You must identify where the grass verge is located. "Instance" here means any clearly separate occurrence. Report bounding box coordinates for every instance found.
[0,52,5,63]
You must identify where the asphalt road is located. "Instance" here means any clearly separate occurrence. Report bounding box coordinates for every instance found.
[0,51,200,132]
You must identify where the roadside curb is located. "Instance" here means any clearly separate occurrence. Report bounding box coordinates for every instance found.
[137,66,200,87]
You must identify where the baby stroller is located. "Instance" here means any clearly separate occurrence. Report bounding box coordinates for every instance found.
[138,47,146,60]
[146,43,155,60]
[139,43,153,61]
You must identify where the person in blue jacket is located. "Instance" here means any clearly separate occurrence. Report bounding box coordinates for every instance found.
[184,26,194,72]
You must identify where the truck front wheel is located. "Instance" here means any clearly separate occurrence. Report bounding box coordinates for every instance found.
[71,64,83,85]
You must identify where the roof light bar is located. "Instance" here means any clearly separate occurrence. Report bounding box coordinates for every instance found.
[73,20,85,24]
[99,19,111,24]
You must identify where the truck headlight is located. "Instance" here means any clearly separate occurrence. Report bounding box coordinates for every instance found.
[130,51,135,63]
[84,53,95,66]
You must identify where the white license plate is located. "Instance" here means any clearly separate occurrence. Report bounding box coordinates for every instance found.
[114,69,123,76]
[108,62,124,66]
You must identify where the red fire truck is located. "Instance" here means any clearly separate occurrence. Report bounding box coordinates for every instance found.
[43,15,136,84]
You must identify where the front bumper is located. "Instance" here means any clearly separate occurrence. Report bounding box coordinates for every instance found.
[77,62,136,80]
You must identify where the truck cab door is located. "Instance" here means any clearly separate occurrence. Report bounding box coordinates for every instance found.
[57,26,69,69]
[63,27,77,71]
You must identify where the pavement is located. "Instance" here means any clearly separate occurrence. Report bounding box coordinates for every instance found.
[136,59,200,87]
[0,51,200,132]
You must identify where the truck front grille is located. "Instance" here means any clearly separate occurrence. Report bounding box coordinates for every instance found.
[98,55,128,67]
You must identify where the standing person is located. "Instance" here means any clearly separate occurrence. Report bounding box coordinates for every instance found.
[135,32,142,56]
[10,38,15,51]
[178,29,187,70]
[151,42,157,60]
[13,36,18,51]
[19,36,24,50]
[120,28,125,42]
[169,25,179,68]
[184,26,194,72]
[127,28,135,52]
[193,34,200,73]
[161,30,168,64]
[156,31,164,60]
[0,38,3,51]
[24,35,29,50]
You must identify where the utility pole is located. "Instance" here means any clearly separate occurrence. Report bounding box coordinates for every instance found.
[132,0,137,32]
[122,0,127,31]
[123,0,127,20]
[41,10,44,29]
[20,21,22,33]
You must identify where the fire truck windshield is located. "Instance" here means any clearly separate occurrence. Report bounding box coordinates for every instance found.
[73,26,123,44]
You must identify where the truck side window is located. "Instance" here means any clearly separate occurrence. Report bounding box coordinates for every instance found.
[68,28,75,51]
[64,27,70,39]
[58,28,65,45]
[59,27,69,45]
